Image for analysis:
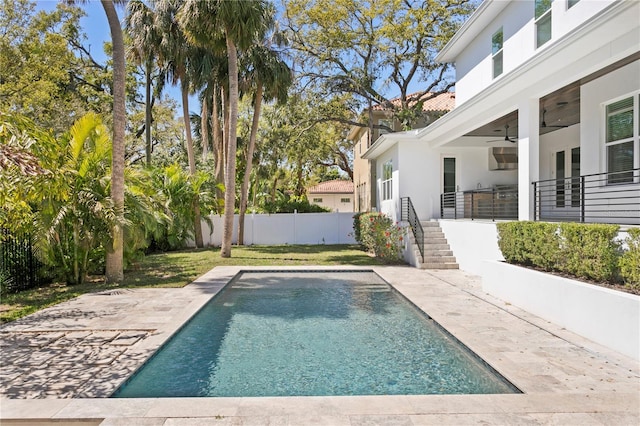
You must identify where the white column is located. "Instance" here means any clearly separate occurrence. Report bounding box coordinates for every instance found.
[518,99,540,221]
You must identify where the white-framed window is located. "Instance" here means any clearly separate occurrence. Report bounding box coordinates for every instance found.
[312,197,323,203]
[568,0,580,9]
[340,197,351,203]
[382,160,392,200]
[492,27,503,79]
[605,94,639,184]
[535,0,552,48]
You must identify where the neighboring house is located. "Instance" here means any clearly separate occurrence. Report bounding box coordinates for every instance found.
[307,180,355,212]
[350,92,455,213]
[362,0,639,270]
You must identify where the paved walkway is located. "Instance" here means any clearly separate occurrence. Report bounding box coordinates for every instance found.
[1,266,639,425]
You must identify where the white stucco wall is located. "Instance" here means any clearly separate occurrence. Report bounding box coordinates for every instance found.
[394,142,518,220]
[455,1,614,105]
[581,60,640,176]
[438,220,504,276]
[310,193,354,213]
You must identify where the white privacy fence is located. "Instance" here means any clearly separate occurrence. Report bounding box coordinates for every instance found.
[198,212,357,246]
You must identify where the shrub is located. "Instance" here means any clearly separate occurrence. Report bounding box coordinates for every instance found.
[352,212,364,245]
[559,223,620,282]
[358,212,403,261]
[497,221,560,269]
[619,228,640,288]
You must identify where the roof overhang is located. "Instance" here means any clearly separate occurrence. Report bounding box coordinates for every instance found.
[361,130,421,159]
[420,0,638,148]
[435,0,509,64]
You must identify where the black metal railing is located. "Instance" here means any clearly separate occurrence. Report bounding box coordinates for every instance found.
[533,168,640,225]
[1,229,51,294]
[440,186,519,221]
[401,197,424,260]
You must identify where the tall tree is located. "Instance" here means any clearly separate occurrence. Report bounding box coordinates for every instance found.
[100,0,127,283]
[237,42,292,245]
[125,0,161,166]
[178,0,272,257]
[154,0,204,247]
[284,0,474,130]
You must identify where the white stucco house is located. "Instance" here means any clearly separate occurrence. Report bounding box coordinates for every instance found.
[307,180,355,212]
[363,0,639,272]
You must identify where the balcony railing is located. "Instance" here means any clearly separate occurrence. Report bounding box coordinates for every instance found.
[440,185,518,221]
[533,168,640,225]
[401,197,424,260]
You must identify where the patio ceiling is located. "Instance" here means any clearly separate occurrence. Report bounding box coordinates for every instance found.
[462,52,639,140]
[464,82,581,139]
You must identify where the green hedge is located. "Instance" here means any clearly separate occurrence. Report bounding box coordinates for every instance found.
[497,222,640,288]
[619,228,640,288]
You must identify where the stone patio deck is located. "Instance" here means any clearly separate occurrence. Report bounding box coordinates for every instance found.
[1,265,639,425]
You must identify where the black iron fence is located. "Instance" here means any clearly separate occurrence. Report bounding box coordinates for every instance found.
[440,186,519,221]
[400,197,424,260]
[533,168,640,225]
[1,229,51,294]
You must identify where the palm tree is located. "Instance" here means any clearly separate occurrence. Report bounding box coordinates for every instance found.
[237,42,292,245]
[178,0,272,257]
[154,0,204,248]
[125,0,160,166]
[99,0,127,283]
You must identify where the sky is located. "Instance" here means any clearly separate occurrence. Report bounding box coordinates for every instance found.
[35,0,192,112]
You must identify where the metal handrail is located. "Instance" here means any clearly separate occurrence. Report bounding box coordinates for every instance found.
[440,187,518,221]
[401,197,424,261]
[533,167,639,225]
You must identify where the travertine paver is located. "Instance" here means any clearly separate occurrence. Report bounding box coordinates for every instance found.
[0,265,638,425]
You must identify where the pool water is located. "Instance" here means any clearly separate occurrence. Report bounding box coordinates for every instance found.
[113,271,519,397]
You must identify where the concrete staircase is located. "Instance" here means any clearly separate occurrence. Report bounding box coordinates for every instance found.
[413,221,459,270]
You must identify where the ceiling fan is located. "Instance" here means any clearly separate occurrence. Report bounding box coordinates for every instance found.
[487,124,517,143]
[541,108,569,129]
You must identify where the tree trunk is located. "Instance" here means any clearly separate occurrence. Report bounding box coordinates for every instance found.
[201,92,210,160]
[221,36,239,258]
[212,85,224,200]
[238,82,263,246]
[102,0,125,283]
[182,83,203,248]
[145,62,152,166]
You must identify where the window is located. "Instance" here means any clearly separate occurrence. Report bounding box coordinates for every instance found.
[492,27,503,78]
[535,0,552,48]
[605,95,637,184]
[568,0,580,8]
[313,198,323,203]
[340,198,351,203]
[382,160,392,200]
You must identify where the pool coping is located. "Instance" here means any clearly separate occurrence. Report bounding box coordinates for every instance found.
[1,265,639,425]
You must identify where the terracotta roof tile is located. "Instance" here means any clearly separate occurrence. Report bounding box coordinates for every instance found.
[371,91,455,112]
[307,179,354,194]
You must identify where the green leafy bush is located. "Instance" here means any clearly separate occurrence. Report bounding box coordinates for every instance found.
[496,221,560,269]
[357,212,403,261]
[619,228,640,288]
[352,212,364,245]
[497,221,626,284]
[559,223,620,282]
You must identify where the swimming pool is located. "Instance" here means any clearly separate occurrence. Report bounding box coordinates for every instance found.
[113,270,519,397]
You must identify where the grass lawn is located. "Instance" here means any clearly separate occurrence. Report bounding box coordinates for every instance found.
[1,244,390,324]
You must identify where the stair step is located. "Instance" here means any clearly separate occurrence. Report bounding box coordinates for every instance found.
[420,221,441,227]
[423,238,448,245]
[419,262,459,270]
[420,243,450,251]
[423,250,454,257]
[423,256,458,263]
[424,232,445,241]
